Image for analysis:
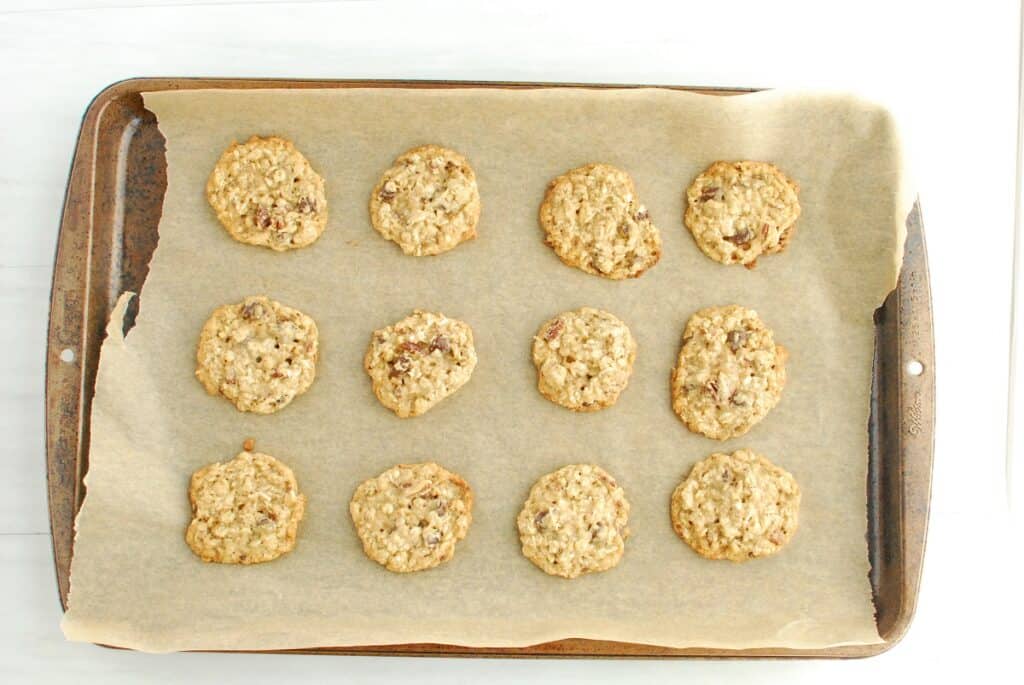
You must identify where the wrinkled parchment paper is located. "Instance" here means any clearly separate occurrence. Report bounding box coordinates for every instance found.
[62,87,909,652]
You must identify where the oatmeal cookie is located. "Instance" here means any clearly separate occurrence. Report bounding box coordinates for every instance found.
[517,464,630,578]
[206,136,327,250]
[364,310,477,417]
[186,450,306,564]
[350,462,473,573]
[195,296,319,414]
[369,144,481,256]
[539,163,662,279]
[684,161,800,267]
[670,305,787,440]
[532,307,637,411]
[670,449,800,561]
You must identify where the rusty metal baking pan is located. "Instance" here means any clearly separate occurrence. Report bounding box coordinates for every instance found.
[46,78,934,658]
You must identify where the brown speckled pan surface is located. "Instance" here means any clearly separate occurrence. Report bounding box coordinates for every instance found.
[46,78,934,658]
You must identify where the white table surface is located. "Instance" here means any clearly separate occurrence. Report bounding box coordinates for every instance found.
[2,1,1021,682]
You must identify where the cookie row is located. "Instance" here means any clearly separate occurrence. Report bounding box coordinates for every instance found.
[206,137,802,272]
[196,299,787,440]
[186,449,801,575]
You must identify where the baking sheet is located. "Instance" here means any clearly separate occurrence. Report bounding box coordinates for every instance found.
[60,87,908,653]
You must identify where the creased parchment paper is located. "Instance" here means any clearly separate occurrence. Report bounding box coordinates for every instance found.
[62,87,909,653]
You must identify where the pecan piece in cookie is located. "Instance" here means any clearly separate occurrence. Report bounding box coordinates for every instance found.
[388,355,412,378]
[543,318,564,341]
[726,329,749,352]
[698,185,721,202]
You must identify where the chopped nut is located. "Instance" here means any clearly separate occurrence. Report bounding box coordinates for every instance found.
[399,341,427,354]
[388,355,412,378]
[424,531,442,546]
[726,329,749,352]
[429,335,450,353]
[240,301,261,319]
[378,187,396,201]
[254,206,271,228]
[633,208,649,222]
[534,509,549,528]
[296,197,317,213]
[699,186,720,202]
[724,228,753,246]
[544,319,564,341]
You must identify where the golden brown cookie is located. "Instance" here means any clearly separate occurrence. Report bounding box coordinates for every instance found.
[206,136,327,251]
[369,144,481,256]
[186,450,306,564]
[670,449,801,561]
[539,163,662,279]
[517,464,630,578]
[363,310,477,418]
[684,161,800,267]
[349,462,473,573]
[670,305,787,440]
[532,307,637,412]
[195,296,319,414]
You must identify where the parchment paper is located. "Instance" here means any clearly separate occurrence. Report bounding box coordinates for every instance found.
[61,87,909,653]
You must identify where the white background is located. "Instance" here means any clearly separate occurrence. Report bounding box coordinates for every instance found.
[1,1,1021,682]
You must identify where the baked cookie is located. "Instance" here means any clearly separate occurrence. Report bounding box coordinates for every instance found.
[206,136,327,251]
[186,450,306,564]
[364,310,477,418]
[671,305,787,440]
[349,462,473,573]
[369,144,481,256]
[532,307,637,412]
[671,449,800,561]
[684,161,800,267]
[196,296,319,414]
[517,464,630,578]
[539,163,662,279]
